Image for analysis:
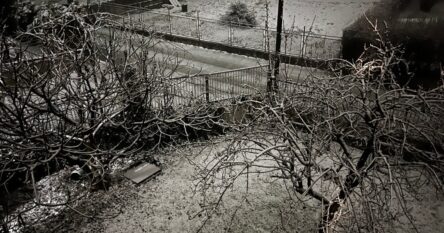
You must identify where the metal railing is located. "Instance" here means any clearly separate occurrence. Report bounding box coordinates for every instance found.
[95,2,343,60]
[162,65,269,107]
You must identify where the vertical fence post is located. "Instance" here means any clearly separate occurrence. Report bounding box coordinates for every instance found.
[151,12,155,31]
[141,10,145,31]
[228,22,233,45]
[137,3,141,30]
[322,34,326,59]
[284,31,288,55]
[228,22,231,45]
[205,75,210,103]
[168,9,172,34]
[231,25,234,45]
[196,11,201,40]
[129,13,133,29]
[300,26,306,58]
[263,29,267,51]
[267,63,273,93]
[310,43,313,58]
[138,6,141,25]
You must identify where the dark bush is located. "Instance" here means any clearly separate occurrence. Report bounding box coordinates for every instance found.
[220,2,257,27]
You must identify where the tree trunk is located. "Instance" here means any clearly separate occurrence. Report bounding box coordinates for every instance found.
[318,139,374,232]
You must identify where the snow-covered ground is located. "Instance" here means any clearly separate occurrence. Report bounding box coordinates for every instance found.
[31,0,381,37]
[184,0,382,36]
[80,138,444,233]
[10,137,442,233]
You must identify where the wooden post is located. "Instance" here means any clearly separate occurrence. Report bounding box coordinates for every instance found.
[205,75,210,103]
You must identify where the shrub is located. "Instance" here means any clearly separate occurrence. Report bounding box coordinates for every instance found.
[220,2,257,27]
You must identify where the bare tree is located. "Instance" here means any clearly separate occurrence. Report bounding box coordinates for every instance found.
[195,21,444,232]
[0,3,222,231]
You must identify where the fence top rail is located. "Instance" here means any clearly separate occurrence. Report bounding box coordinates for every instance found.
[99,2,342,40]
[207,65,268,75]
[170,65,268,80]
[127,0,161,6]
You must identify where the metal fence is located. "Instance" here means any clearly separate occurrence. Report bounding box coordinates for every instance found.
[95,2,343,60]
[161,65,268,107]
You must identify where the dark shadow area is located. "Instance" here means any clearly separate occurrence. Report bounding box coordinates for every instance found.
[342,0,444,89]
